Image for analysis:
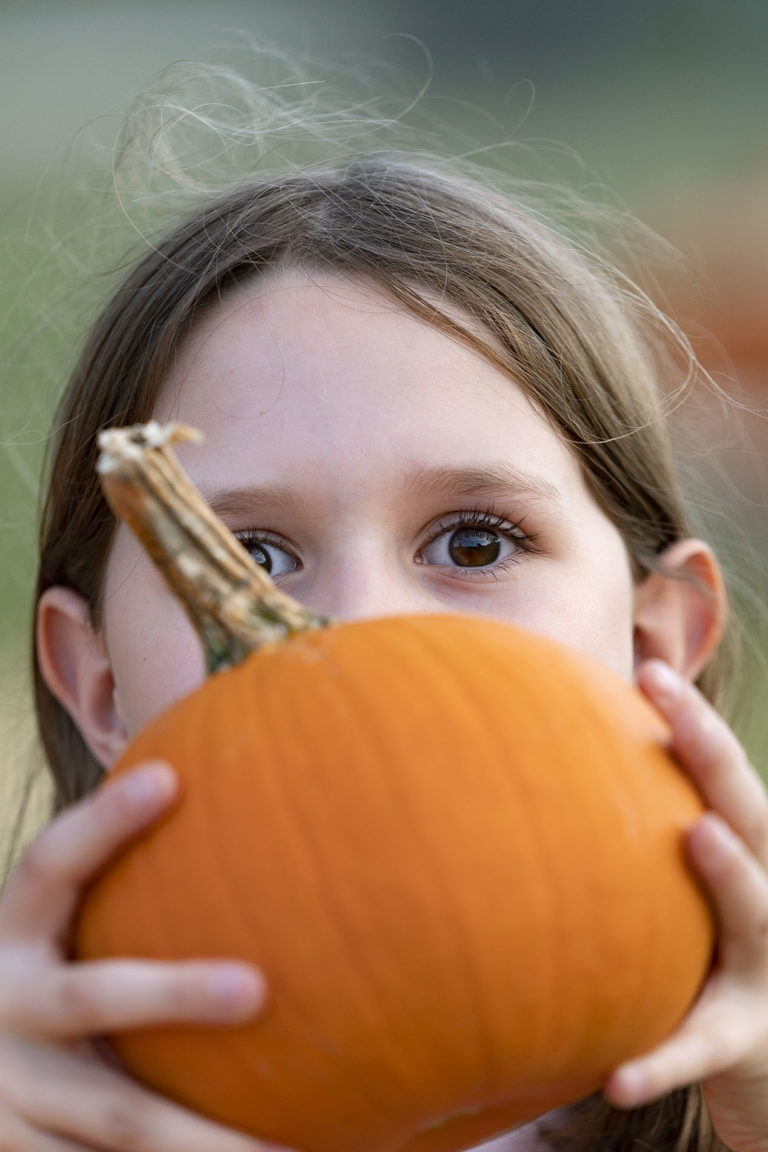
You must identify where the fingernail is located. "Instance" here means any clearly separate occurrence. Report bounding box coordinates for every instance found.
[607,1063,649,1107]
[689,812,737,864]
[644,661,682,703]
[210,964,266,1016]
[121,762,176,808]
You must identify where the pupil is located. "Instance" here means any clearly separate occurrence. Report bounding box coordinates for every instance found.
[247,542,272,573]
[448,528,500,567]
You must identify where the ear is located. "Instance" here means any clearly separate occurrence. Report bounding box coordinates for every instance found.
[632,538,727,682]
[36,586,128,770]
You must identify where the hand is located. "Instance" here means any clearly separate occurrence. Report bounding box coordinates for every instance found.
[604,660,768,1152]
[0,761,293,1152]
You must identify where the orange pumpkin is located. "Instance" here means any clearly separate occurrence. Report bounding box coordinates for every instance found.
[75,424,713,1152]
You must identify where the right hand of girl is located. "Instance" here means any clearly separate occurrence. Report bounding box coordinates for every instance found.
[0,760,294,1152]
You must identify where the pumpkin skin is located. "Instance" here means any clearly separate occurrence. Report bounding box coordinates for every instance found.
[75,613,713,1152]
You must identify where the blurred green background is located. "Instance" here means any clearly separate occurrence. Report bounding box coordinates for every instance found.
[2,0,767,851]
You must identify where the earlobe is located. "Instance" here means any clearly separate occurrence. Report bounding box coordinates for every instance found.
[36,587,128,769]
[632,539,727,682]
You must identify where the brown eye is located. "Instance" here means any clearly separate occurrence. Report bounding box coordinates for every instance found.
[448,528,501,567]
[419,515,526,572]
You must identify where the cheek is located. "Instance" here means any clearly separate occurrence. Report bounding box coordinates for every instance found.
[511,597,634,682]
[108,618,205,737]
[102,538,206,737]
[511,555,637,682]
[564,591,637,682]
[560,525,638,682]
[570,567,638,682]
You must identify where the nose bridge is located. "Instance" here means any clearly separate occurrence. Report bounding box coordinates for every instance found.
[312,541,432,623]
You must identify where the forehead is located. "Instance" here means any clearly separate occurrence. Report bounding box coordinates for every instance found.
[154,270,586,497]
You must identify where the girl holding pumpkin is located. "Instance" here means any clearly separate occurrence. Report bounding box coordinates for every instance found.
[1,71,767,1152]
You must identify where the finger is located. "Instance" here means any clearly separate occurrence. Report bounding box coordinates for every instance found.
[5,1039,294,1152]
[2,959,266,1039]
[637,661,768,864]
[0,763,178,943]
[687,813,768,973]
[0,1115,92,1152]
[603,990,740,1108]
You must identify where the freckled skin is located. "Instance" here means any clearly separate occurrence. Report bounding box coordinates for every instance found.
[103,270,637,743]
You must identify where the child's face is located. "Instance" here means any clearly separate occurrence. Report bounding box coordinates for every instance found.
[102,271,638,740]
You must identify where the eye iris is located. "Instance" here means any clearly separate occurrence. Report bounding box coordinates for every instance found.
[241,541,272,573]
[448,528,500,567]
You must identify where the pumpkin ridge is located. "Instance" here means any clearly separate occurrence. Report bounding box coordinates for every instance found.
[73,423,715,1152]
[326,618,503,1115]
[297,623,490,1123]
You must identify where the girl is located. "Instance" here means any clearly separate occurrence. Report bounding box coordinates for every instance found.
[1,89,767,1152]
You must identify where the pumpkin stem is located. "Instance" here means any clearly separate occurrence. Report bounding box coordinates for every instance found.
[97,422,329,673]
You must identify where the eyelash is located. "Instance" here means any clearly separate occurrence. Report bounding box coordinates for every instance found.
[418,507,538,576]
[234,528,299,576]
[233,507,539,578]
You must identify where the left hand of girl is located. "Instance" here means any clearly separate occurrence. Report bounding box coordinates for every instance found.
[604,659,768,1152]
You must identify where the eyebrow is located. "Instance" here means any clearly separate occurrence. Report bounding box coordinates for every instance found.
[199,464,564,521]
[199,482,302,519]
[400,464,565,507]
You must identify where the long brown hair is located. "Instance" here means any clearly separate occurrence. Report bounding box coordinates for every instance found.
[34,156,725,1152]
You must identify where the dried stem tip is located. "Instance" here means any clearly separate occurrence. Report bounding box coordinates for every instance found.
[97,421,329,674]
